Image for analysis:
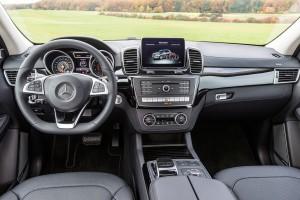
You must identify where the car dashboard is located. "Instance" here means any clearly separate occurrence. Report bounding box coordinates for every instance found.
[2,37,300,133]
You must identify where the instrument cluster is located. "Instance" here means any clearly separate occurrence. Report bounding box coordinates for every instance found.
[43,49,114,77]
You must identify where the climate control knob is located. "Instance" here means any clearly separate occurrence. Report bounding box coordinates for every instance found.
[175,113,187,125]
[162,85,171,93]
[143,114,156,126]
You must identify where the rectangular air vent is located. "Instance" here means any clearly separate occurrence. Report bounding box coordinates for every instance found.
[123,48,139,75]
[274,69,300,84]
[188,48,203,74]
[4,70,18,86]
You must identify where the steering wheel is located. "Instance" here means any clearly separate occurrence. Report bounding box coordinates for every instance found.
[15,39,117,135]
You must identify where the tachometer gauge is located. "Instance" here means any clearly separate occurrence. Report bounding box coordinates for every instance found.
[52,56,74,74]
[89,51,114,77]
[90,58,103,77]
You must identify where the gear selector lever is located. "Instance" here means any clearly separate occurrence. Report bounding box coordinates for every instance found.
[155,158,178,177]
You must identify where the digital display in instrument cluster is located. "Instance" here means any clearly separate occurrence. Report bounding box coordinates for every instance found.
[142,38,185,69]
[73,52,91,74]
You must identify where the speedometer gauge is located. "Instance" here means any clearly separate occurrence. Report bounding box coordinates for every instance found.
[52,56,74,73]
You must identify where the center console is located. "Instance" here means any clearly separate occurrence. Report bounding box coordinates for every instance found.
[131,76,200,132]
[149,176,237,200]
[126,38,204,134]
[124,38,218,200]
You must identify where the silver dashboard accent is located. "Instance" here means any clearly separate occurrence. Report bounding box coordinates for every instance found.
[187,47,204,74]
[89,77,109,96]
[174,113,188,125]
[43,50,73,74]
[154,160,178,179]
[273,68,300,84]
[23,76,47,95]
[4,69,18,86]
[143,114,156,126]
[54,101,89,129]
[115,95,123,105]
[216,93,230,101]
[122,47,140,75]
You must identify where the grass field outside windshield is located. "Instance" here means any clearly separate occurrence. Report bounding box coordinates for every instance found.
[4,0,300,44]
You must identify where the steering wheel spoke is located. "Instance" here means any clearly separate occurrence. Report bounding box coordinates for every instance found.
[23,77,47,95]
[90,78,109,96]
[54,100,89,129]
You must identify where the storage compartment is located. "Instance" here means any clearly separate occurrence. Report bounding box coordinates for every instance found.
[202,84,292,119]
[149,176,236,200]
[142,134,193,161]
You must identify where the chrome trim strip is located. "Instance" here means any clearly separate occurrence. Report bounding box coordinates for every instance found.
[43,50,74,74]
[273,68,300,84]
[23,76,47,95]
[122,46,140,75]
[90,77,109,96]
[54,101,89,129]
[4,69,18,86]
[187,47,204,74]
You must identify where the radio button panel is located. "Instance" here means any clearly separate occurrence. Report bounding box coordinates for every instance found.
[133,76,199,107]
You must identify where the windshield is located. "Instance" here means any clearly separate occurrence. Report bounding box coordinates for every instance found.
[1,0,300,45]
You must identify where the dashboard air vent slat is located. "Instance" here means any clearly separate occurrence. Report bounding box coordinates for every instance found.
[275,69,300,84]
[4,70,18,86]
[188,49,203,74]
[123,48,139,74]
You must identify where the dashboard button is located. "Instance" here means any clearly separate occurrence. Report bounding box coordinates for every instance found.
[143,114,156,126]
[162,84,171,93]
[175,113,187,125]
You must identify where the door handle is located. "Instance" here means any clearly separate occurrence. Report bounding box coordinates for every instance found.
[215,93,234,101]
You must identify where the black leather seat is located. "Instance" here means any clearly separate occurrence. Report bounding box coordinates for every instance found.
[0,172,134,200]
[215,166,300,200]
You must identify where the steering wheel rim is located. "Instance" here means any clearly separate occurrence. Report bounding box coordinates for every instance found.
[15,39,117,135]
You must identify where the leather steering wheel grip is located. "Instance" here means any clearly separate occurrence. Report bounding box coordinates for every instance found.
[14,39,117,135]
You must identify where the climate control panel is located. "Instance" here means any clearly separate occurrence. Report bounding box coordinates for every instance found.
[143,113,187,126]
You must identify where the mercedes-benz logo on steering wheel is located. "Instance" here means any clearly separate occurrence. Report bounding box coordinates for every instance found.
[56,83,75,100]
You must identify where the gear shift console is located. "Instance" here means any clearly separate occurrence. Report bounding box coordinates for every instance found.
[148,158,210,181]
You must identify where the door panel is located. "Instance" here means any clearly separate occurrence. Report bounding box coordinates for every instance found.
[0,46,22,193]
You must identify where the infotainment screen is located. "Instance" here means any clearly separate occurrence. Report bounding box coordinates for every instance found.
[141,38,185,69]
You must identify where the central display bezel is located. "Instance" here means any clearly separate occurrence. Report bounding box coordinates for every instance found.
[141,38,186,70]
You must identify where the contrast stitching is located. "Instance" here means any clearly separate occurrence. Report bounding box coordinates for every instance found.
[232,176,300,191]
[10,190,20,200]
[20,185,116,200]
[111,185,128,200]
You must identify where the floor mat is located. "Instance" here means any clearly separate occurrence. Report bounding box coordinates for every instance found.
[192,121,259,175]
[42,134,122,175]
